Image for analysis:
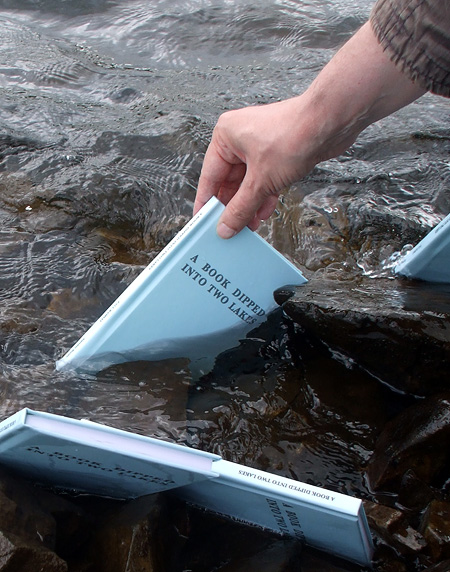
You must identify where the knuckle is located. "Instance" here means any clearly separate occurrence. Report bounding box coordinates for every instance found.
[227,201,250,223]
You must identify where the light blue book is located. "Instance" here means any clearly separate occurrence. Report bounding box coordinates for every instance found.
[394,213,450,283]
[0,408,219,499]
[178,460,373,567]
[0,409,373,566]
[56,197,307,375]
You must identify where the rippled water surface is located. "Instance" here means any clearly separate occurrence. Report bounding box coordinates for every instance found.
[0,1,449,568]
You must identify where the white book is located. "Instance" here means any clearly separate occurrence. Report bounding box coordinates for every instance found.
[0,409,373,567]
[394,213,450,283]
[56,197,307,375]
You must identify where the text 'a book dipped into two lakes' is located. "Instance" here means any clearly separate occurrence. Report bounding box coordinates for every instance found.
[56,197,307,375]
[0,409,374,567]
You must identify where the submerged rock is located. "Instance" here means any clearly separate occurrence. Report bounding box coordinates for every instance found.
[275,276,450,570]
[366,394,450,491]
[83,494,177,572]
[0,467,302,572]
[363,395,450,569]
[0,532,67,572]
[0,467,75,571]
[423,559,450,571]
[1,457,450,571]
[275,277,450,396]
[420,500,450,562]
[397,470,435,514]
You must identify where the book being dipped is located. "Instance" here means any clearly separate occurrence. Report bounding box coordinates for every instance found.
[0,409,374,567]
[56,197,307,375]
[394,212,450,283]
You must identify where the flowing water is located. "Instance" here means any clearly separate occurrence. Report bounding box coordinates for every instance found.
[0,1,449,569]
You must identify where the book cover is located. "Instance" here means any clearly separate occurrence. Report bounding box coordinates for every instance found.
[56,197,307,375]
[176,460,374,567]
[394,213,450,283]
[0,409,373,566]
[0,409,219,499]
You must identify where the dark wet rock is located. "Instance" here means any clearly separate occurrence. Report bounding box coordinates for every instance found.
[84,494,174,572]
[0,468,69,551]
[366,394,450,491]
[297,551,367,572]
[0,467,73,571]
[364,501,426,558]
[390,523,427,558]
[0,465,193,572]
[364,502,405,537]
[1,460,450,571]
[0,465,304,572]
[397,470,435,515]
[423,559,450,571]
[370,544,409,572]
[420,500,450,562]
[275,277,450,396]
[0,531,68,572]
[205,538,301,572]
[176,504,302,572]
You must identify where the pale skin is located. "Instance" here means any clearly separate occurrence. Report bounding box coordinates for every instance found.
[193,21,427,239]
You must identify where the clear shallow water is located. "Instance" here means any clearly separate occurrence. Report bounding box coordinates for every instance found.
[0,1,449,568]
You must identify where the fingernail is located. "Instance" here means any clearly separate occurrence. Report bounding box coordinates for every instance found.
[217,222,237,239]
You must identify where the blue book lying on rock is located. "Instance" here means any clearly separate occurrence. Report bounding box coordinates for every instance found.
[0,408,374,567]
[56,197,307,376]
[395,213,450,283]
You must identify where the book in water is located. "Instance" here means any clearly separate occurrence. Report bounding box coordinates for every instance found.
[0,408,373,567]
[56,197,307,375]
[178,460,374,568]
[0,408,219,499]
[395,213,450,283]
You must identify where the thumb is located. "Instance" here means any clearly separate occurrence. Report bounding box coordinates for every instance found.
[216,193,261,239]
[216,176,277,239]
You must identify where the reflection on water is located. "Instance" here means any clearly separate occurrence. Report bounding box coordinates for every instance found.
[0,0,449,568]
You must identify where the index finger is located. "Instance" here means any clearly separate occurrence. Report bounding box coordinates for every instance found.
[216,170,269,238]
[193,142,234,215]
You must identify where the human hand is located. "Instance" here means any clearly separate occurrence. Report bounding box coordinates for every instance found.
[193,22,426,239]
[193,99,319,239]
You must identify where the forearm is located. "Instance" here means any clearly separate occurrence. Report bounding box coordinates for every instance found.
[297,21,426,164]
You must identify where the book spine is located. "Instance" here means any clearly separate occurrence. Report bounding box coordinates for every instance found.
[214,460,360,515]
[357,505,375,564]
[56,198,224,369]
[0,409,27,440]
[26,409,221,470]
